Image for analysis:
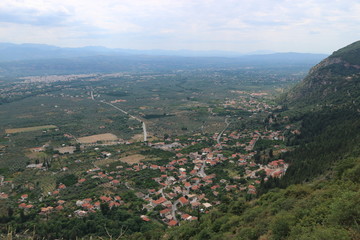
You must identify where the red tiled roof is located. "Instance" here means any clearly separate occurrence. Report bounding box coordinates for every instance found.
[184,182,191,187]
[56,205,64,211]
[111,180,120,184]
[18,203,27,208]
[82,203,93,209]
[153,197,167,205]
[141,215,151,221]
[160,208,171,214]
[178,196,189,205]
[150,165,159,169]
[168,220,178,226]
[191,185,199,190]
[100,196,112,202]
[109,201,121,208]
[181,214,191,220]
[41,206,53,212]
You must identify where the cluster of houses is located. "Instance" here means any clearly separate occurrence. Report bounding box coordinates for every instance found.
[223,93,274,113]
[4,125,291,227]
[86,132,288,225]
[0,93,298,228]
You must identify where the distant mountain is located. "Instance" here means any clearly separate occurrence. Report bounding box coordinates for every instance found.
[0,42,327,62]
[245,50,276,55]
[0,43,124,62]
[283,40,360,106]
[0,43,245,61]
[0,43,328,77]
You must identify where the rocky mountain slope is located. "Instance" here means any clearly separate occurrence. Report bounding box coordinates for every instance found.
[283,40,360,107]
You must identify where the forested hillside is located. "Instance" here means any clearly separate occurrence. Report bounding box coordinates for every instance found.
[283,40,360,107]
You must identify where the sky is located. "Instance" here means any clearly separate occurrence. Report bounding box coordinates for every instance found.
[0,0,359,54]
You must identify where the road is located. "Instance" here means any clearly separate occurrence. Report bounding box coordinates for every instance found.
[197,160,207,178]
[216,117,230,147]
[171,200,180,221]
[158,188,166,198]
[142,122,147,142]
[90,90,148,142]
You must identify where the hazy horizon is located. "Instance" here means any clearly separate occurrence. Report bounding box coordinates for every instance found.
[0,42,332,56]
[1,0,359,54]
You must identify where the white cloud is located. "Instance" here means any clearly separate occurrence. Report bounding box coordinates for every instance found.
[0,0,359,53]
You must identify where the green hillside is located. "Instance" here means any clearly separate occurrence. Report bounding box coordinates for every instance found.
[157,41,360,240]
[165,160,360,240]
[282,41,360,107]
[331,40,360,64]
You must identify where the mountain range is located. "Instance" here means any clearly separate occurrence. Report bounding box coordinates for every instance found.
[0,42,326,61]
[0,43,328,77]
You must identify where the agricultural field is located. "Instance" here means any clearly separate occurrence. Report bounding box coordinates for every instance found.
[0,67,305,174]
[0,60,321,240]
[118,154,146,164]
[5,125,57,134]
[77,133,119,144]
[95,154,146,167]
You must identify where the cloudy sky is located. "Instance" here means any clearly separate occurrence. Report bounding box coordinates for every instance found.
[0,0,359,53]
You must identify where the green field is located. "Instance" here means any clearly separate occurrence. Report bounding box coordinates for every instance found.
[5,125,57,134]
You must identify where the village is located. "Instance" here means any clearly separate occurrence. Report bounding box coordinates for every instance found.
[0,80,299,229]
[0,121,293,227]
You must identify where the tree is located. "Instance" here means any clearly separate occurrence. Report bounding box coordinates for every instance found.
[229,200,246,215]
[100,203,110,216]
[270,212,295,240]
[269,149,274,158]
[7,207,14,218]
